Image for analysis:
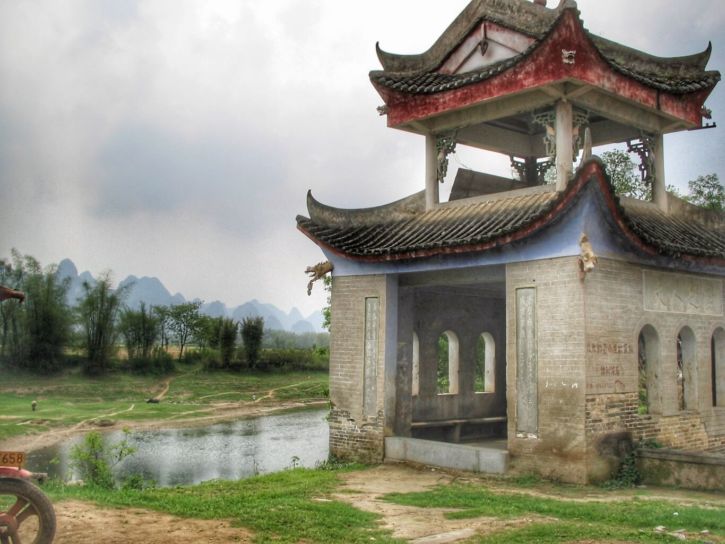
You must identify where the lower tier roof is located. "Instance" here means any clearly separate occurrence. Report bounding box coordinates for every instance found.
[297,159,725,264]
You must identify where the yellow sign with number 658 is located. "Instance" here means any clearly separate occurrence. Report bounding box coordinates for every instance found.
[0,451,26,468]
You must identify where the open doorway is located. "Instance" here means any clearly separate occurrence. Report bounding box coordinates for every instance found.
[399,266,507,446]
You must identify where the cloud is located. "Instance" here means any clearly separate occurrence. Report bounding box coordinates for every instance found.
[1,0,724,315]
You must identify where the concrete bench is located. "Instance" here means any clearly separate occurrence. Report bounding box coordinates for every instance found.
[411,416,507,442]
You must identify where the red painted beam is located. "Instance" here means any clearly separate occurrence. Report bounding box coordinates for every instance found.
[378,10,712,130]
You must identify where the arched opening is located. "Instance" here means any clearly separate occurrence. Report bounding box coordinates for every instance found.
[475,332,495,393]
[638,325,660,414]
[437,330,459,394]
[713,328,725,407]
[677,326,697,411]
[412,331,420,397]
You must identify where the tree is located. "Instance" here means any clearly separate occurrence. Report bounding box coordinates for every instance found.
[322,275,332,331]
[195,315,222,349]
[241,316,264,368]
[0,253,26,361]
[686,173,723,211]
[167,301,202,360]
[0,251,71,372]
[153,305,172,351]
[600,150,650,200]
[22,262,72,371]
[119,302,160,360]
[219,318,238,367]
[78,273,127,373]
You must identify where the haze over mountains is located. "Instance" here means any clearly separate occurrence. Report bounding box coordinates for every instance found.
[56,259,324,333]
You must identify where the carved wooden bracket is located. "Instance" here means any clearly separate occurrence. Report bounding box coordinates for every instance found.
[305,261,333,296]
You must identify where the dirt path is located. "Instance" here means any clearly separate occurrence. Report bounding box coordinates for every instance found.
[54,501,251,544]
[334,464,542,543]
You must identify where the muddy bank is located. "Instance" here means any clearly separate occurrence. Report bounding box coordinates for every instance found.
[0,399,328,453]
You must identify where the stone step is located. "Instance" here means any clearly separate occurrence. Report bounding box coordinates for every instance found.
[385,436,509,474]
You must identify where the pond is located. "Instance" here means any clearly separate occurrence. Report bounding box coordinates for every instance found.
[26,408,329,487]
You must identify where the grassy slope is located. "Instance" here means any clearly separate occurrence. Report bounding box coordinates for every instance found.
[0,366,328,441]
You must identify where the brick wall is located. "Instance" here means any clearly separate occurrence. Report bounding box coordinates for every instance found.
[328,409,385,464]
[582,258,725,481]
[506,257,589,483]
[328,275,388,463]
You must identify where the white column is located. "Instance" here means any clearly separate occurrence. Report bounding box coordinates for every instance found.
[555,100,573,192]
[425,134,439,211]
[653,134,667,212]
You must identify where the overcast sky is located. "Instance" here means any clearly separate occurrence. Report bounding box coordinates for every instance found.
[1,0,724,316]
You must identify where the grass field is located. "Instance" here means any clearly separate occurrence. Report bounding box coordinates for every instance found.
[47,466,398,544]
[43,465,725,544]
[384,482,725,543]
[0,365,329,442]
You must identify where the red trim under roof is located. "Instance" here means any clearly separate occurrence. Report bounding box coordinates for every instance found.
[377,9,712,129]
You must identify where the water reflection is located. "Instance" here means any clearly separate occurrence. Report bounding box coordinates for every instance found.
[26,409,329,487]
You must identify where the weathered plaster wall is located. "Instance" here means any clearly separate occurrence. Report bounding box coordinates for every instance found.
[506,256,588,483]
[582,258,725,482]
[328,274,391,463]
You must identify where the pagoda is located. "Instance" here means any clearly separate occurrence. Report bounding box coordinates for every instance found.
[297,0,724,484]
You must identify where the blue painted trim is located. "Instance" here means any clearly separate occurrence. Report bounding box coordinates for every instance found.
[322,187,725,278]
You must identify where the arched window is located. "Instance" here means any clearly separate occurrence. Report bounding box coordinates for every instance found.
[437,330,459,394]
[412,332,420,397]
[475,332,495,393]
[712,328,725,407]
[677,327,697,411]
[638,325,660,414]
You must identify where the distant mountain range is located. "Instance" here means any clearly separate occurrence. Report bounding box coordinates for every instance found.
[56,259,324,333]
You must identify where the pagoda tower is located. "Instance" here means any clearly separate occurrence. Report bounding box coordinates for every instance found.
[298,0,724,484]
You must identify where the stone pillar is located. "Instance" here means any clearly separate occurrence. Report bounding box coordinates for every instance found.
[383,276,400,436]
[524,157,539,186]
[653,134,667,212]
[392,287,414,437]
[555,100,573,192]
[425,134,439,211]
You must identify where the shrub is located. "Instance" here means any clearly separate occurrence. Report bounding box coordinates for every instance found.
[242,317,264,369]
[125,347,175,375]
[69,430,135,489]
[259,348,329,371]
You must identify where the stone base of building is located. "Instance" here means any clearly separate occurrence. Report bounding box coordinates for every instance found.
[638,448,725,491]
[328,408,385,464]
[385,437,509,474]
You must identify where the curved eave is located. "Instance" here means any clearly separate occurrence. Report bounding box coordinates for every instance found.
[372,6,719,103]
[297,159,725,266]
[304,189,425,228]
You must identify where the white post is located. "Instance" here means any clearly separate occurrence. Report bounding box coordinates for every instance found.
[653,134,667,212]
[555,100,573,191]
[425,134,439,211]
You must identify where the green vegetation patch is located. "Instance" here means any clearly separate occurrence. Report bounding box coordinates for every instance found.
[384,483,724,542]
[473,521,675,544]
[48,467,398,544]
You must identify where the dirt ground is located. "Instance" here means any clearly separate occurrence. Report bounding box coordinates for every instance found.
[54,500,252,544]
[51,464,525,544]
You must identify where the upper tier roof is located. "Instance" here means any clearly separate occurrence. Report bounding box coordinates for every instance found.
[370,0,719,96]
[297,160,725,264]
